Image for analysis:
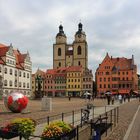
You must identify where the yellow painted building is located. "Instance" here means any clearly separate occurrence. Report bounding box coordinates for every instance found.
[66,66,82,96]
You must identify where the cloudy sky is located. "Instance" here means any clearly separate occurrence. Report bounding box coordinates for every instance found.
[0,0,140,75]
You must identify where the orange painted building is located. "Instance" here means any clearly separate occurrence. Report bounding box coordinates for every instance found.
[95,53,138,95]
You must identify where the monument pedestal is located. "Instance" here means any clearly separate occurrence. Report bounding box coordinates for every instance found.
[41,96,52,111]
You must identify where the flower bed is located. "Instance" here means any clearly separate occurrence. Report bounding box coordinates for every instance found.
[0,118,36,140]
[41,121,76,140]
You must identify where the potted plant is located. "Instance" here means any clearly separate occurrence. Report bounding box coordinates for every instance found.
[41,121,76,140]
[0,118,36,140]
[0,123,19,139]
[11,118,36,140]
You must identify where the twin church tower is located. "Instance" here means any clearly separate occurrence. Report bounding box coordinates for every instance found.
[53,23,88,70]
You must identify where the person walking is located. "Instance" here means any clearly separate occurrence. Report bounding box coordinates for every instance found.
[118,94,122,104]
[68,94,71,101]
[111,95,115,105]
[107,94,111,105]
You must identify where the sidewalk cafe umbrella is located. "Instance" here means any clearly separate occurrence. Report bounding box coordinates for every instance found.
[83,92,92,96]
[105,92,112,95]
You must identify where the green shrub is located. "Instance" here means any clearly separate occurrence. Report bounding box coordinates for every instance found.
[11,118,36,140]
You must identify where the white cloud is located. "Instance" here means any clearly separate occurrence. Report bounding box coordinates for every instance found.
[0,0,140,74]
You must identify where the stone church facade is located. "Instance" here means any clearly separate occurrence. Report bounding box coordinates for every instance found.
[53,23,88,70]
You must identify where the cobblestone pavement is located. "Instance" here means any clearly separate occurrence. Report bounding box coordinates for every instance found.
[0,98,108,126]
[126,105,140,140]
[103,99,139,140]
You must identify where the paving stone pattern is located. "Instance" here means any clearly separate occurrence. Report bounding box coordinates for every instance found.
[103,100,139,140]
[0,98,108,126]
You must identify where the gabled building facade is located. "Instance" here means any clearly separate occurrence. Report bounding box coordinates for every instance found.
[96,53,138,95]
[0,43,32,97]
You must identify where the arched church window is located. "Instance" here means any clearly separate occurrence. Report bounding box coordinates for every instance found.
[58,48,61,56]
[77,46,81,55]
[59,62,61,67]
[78,61,81,66]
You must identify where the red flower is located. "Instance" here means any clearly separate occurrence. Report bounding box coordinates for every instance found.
[2,127,9,133]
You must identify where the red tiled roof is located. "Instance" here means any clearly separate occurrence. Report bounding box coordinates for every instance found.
[0,43,28,70]
[46,69,57,75]
[67,66,82,72]
[118,89,130,94]
[13,50,24,69]
[111,57,132,70]
[0,47,9,56]
[46,66,83,75]
[0,58,4,64]
[0,43,7,48]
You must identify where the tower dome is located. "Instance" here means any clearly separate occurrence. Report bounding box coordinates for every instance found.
[75,22,85,35]
[56,24,67,44]
[56,24,66,37]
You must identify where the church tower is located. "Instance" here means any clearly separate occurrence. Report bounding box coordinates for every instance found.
[73,23,88,70]
[53,24,67,69]
[53,23,88,70]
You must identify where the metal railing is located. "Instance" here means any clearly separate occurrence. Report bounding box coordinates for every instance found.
[0,105,119,140]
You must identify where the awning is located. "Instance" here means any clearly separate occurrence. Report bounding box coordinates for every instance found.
[118,89,130,94]
[111,91,118,94]
[133,91,138,94]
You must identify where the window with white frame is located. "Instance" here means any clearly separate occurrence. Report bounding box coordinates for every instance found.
[4,80,7,86]
[10,69,12,75]
[19,71,21,77]
[15,80,17,87]
[5,68,7,74]
[23,72,26,77]
[27,83,29,88]
[23,82,26,88]
[9,80,12,86]
[19,82,21,87]
[27,73,29,78]
[15,70,17,76]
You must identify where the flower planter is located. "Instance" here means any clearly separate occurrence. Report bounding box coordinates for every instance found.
[42,128,76,140]
[61,128,76,139]
[0,128,19,139]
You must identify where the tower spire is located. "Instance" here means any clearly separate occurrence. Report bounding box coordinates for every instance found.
[78,22,82,32]
[59,24,64,33]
